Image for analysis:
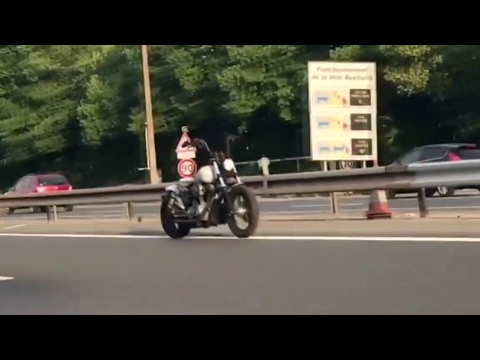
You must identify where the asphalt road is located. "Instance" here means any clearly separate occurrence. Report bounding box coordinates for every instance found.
[4,190,480,221]
[2,233,480,314]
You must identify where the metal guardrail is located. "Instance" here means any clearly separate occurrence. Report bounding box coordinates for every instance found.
[409,160,480,188]
[0,166,411,209]
[0,160,478,220]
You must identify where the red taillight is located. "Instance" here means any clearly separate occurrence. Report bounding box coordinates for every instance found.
[449,153,462,161]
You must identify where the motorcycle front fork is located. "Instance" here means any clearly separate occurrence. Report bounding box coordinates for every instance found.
[221,187,235,216]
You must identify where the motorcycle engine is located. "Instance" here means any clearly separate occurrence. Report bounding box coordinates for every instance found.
[204,184,215,197]
[177,188,193,208]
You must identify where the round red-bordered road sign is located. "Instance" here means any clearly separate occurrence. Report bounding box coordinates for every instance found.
[177,159,197,178]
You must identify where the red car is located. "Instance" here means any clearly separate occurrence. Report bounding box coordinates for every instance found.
[5,173,73,214]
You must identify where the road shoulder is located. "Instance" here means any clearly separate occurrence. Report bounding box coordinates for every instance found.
[2,215,480,238]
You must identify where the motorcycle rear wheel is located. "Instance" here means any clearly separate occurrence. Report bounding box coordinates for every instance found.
[227,185,259,238]
[161,191,191,239]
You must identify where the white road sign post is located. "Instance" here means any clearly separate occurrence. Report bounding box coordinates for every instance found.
[307,61,378,163]
[175,126,197,181]
[176,127,196,161]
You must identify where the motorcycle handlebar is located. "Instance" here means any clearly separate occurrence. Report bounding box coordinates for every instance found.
[182,138,213,155]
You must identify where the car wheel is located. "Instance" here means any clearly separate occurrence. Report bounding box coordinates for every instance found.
[437,186,455,197]
[64,205,74,212]
[6,208,15,215]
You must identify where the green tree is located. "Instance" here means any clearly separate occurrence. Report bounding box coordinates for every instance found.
[2,45,480,185]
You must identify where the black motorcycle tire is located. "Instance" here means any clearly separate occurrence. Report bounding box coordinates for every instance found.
[160,191,191,239]
[227,184,259,238]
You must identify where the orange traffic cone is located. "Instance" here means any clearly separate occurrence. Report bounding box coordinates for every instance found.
[366,190,392,219]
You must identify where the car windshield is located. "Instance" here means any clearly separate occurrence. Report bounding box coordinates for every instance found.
[37,175,69,186]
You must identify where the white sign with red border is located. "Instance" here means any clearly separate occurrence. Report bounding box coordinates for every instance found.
[176,132,196,160]
[177,159,197,179]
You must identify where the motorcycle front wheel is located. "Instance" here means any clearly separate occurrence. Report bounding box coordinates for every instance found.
[227,185,259,238]
[160,191,191,239]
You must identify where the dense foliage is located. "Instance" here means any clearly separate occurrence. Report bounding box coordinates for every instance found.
[0,45,479,187]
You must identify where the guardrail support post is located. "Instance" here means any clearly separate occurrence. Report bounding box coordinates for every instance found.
[259,158,270,197]
[417,188,429,218]
[330,193,339,214]
[124,202,133,221]
[262,176,268,197]
[46,206,51,222]
[53,205,58,221]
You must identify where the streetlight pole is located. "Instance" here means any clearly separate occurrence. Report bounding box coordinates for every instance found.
[141,45,161,184]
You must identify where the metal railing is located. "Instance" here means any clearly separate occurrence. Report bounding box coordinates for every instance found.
[0,159,479,221]
[234,157,372,176]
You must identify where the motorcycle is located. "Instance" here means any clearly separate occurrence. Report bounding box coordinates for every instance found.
[160,138,260,239]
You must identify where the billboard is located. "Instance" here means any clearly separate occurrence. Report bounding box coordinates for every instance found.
[308,61,377,162]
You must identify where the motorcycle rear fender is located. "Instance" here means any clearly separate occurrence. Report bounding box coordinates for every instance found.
[165,184,178,193]
[162,185,179,200]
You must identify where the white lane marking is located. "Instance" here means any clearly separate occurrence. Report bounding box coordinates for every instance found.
[78,210,125,214]
[292,203,362,208]
[4,214,129,220]
[76,203,160,209]
[3,224,27,230]
[252,236,480,242]
[61,214,126,219]
[263,210,342,215]
[391,206,480,211]
[265,206,480,215]
[0,233,479,243]
[0,276,14,281]
[291,204,329,208]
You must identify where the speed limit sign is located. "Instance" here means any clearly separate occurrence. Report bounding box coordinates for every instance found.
[177,159,197,179]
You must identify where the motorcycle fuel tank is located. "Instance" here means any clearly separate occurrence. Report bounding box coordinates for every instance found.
[194,165,216,184]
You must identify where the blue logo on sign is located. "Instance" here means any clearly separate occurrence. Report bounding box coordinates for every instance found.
[315,92,330,105]
[317,119,330,129]
[333,146,348,152]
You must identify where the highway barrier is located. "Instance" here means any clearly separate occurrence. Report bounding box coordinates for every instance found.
[0,159,479,221]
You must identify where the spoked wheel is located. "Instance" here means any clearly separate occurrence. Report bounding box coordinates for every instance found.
[160,191,191,239]
[436,186,455,197]
[227,185,259,238]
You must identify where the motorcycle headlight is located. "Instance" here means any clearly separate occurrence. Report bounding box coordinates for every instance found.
[223,159,236,173]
